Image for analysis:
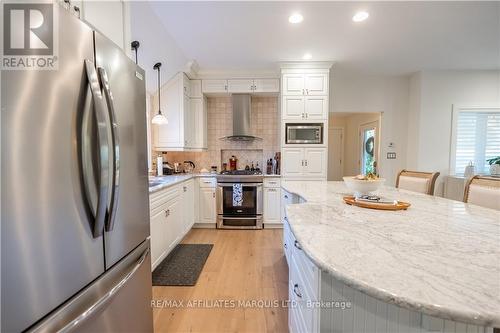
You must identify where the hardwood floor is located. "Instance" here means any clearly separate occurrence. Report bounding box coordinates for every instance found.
[152,228,289,333]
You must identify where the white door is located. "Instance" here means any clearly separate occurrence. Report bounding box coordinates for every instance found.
[282,74,305,95]
[190,98,204,148]
[328,128,344,181]
[359,120,380,175]
[155,76,182,148]
[201,79,228,94]
[304,96,328,120]
[227,79,254,93]
[304,148,327,179]
[304,74,328,95]
[183,180,195,232]
[264,188,281,223]
[199,187,216,224]
[150,203,167,266]
[165,197,183,253]
[253,79,279,93]
[282,96,305,120]
[282,148,304,177]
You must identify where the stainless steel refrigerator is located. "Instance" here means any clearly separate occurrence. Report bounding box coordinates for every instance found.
[1,4,153,332]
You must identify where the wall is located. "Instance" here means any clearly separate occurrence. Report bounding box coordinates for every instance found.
[407,70,500,195]
[330,69,410,186]
[156,96,280,172]
[129,1,188,93]
[329,113,381,178]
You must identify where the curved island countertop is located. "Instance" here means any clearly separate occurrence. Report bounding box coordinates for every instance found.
[281,180,500,327]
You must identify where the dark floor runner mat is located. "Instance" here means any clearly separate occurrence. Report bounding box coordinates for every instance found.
[152,244,213,286]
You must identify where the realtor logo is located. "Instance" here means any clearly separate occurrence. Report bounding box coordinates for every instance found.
[2,1,58,70]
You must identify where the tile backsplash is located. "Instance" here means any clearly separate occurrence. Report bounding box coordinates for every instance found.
[155,96,279,172]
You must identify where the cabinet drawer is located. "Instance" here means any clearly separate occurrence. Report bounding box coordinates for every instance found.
[291,237,320,300]
[150,185,181,213]
[198,177,216,188]
[264,178,281,188]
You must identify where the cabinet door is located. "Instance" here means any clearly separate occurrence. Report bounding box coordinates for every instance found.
[304,74,328,95]
[183,180,195,232]
[184,95,194,148]
[282,74,305,95]
[190,80,202,98]
[202,79,228,94]
[253,79,279,93]
[189,98,204,148]
[304,148,327,179]
[83,1,125,50]
[264,188,282,223]
[154,75,182,148]
[150,204,166,266]
[165,197,183,253]
[199,187,216,224]
[227,79,254,93]
[282,96,305,120]
[282,148,304,177]
[305,96,328,120]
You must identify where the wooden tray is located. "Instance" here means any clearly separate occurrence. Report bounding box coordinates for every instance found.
[343,196,411,211]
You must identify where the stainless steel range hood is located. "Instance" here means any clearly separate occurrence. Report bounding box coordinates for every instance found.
[221,94,261,141]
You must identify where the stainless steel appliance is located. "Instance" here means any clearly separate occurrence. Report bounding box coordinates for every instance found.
[1,5,152,333]
[220,94,262,141]
[286,123,323,144]
[216,170,263,229]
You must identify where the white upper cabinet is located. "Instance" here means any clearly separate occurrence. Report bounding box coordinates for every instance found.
[227,79,254,93]
[304,74,328,95]
[190,80,202,98]
[154,72,207,151]
[202,79,228,94]
[282,147,327,179]
[282,73,328,96]
[202,78,279,94]
[282,96,328,120]
[304,96,328,119]
[253,79,280,93]
[81,0,127,51]
[282,96,305,120]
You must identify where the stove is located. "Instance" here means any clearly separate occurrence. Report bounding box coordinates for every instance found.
[216,169,263,229]
[217,169,263,183]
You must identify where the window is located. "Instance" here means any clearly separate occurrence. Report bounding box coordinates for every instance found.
[451,107,500,175]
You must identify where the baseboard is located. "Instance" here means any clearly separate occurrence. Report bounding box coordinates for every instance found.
[264,223,284,229]
[192,223,216,229]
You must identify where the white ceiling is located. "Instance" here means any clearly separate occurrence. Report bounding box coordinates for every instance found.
[149,1,499,75]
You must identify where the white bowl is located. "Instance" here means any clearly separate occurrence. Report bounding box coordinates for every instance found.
[343,176,386,196]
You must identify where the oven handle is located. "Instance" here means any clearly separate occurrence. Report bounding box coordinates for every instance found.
[219,216,262,220]
[217,183,263,187]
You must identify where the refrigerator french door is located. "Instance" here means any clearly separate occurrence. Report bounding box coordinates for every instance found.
[1,4,152,333]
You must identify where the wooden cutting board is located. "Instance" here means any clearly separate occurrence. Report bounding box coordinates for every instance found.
[343,196,411,211]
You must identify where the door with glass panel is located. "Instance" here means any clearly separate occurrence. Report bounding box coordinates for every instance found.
[359,121,379,175]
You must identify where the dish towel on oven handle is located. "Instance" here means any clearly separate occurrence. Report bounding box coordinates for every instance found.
[232,184,243,206]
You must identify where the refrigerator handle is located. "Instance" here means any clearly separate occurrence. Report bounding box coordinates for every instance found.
[83,59,110,238]
[97,67,120,232]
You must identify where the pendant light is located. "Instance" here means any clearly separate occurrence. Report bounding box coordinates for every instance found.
[151,62,168,125]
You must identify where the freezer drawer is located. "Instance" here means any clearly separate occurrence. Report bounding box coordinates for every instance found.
[30,239,153,333]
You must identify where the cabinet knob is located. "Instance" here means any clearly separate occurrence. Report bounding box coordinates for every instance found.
[212,192,216,198]
[164,209,170,217]
[183,186,187,192]
[306,89,309,95]
[294,240,302,250]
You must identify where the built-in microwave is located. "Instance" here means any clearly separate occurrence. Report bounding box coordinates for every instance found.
[285,123,323,144]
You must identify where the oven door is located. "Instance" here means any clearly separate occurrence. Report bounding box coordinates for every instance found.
[217,183,263,216]
[286,124,323,144]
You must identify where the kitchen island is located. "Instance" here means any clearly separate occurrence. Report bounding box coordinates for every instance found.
[281,180,499,333]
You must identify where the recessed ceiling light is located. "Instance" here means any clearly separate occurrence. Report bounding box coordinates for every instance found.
[303,53,312,60]
[289,13,303,24]
[352,11,369,22]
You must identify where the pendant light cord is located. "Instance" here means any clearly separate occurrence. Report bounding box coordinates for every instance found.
[153,62,162,114]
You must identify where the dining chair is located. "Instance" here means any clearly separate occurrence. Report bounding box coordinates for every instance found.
[463,176,500,210]
[395,170,440,195]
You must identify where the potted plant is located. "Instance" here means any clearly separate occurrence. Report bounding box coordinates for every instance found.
[487,156,500,176]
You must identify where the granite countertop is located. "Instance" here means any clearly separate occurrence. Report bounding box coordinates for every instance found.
[149,173,216,193]
[281,180,500,327]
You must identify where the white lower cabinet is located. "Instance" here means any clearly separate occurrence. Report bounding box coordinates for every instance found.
[282,148,327,179]
[264,187,281,225]
[182,179,195,233]
[199,187,216,224]
[284,210,491,333]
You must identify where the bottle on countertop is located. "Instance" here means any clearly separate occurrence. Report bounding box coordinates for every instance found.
[256,162,260,172]
[157,154,163,176]
[272,158,277,175]
[266,159,272,175]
